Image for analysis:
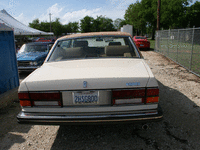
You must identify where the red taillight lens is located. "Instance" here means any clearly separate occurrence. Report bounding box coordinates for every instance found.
[112,89,145,105]
[147,88,159,96]
[18,93,29,100]
[18,92,62,107]
[146,97,159,103]
[18,92,31,107]
[112,89,145,98]
[146,88,159,103]
[112,88,159,105]
[30,92,61,100]
[20,100,32,106]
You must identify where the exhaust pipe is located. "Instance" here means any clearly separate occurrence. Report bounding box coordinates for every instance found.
[142,124,149,130]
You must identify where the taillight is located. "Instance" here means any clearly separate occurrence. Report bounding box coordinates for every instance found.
[146,88,159,103]
[18,92,62,107]
[18,93,29,100]
[29,93,61,100]
[20,100,32,107]
[112,89,145,105]
[18,92,31,107]
[147,88,159,96]
[112,87,159,105]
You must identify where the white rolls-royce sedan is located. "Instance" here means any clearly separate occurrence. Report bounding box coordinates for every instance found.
[17,32,163,125]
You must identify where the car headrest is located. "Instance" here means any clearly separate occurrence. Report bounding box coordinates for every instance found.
[74,40,88,48]
[109,42,121,46]
[105,45,130,56]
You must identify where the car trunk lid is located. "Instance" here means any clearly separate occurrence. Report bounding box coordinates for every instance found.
[23,58,150,91]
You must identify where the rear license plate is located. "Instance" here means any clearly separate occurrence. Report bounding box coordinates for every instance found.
[140,44,144,46]
[73,91,99,104]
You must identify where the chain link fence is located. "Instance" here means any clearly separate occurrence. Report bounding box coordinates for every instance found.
[155,28,200,77]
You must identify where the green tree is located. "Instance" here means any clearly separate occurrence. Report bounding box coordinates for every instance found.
[29,18,40,29]
[160,0,191,29]
[140,0,157,39]
[40,21,50,32]
[29,18,64,36]
[125,1,146,36]
[50,18,64,36]
[64,22,79,33]
[80,15,116,33]
[80,16,94,33]
[124,0,192,39]
[93,16,116,32]
[186,1,200,27]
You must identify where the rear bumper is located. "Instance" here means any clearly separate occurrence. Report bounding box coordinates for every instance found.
[17,108,163,125]
[136,44,150,49]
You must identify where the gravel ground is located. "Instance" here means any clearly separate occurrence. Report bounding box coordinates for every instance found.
[0,51,199,150]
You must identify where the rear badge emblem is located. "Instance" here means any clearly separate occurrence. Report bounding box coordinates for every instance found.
[126,82,140,86]
[83,81,87,88]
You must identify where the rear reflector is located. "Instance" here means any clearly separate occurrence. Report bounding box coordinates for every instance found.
[33,101,62,106]
[114,98,142,105]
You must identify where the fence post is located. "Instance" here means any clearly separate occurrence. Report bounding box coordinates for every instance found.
[189,27,195,70]
[167,29,170,56]
[160,31,162,53]
[176,29,179,62]
[155,31,157,51]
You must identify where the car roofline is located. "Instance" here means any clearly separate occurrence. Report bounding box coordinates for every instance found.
[58,32,131,40]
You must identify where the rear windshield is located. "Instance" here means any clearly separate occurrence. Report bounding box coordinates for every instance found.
[135,36,146,39]
[48,36,139,62]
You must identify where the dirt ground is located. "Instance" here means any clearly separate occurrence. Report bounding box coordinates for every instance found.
[0,51,199,150]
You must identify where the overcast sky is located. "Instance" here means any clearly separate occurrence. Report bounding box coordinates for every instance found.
[0,0,198,26]
[0,0,140,25]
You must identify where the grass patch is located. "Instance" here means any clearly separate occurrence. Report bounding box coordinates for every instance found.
[154,38,200,75]
[148,39,155,50]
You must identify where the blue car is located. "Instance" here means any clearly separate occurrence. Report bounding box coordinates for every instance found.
[17,42,54,72]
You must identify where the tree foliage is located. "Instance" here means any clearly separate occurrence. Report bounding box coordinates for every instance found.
[80,16,94,33]
[186,1,200,28]
[80,15,116,33]
[160,0,191,29]
[124,1,147,35]
[124,0,196,39]
[29,18,79,36]
[29,15,116,36]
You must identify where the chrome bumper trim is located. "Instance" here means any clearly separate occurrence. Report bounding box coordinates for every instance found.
[17,110,163,124]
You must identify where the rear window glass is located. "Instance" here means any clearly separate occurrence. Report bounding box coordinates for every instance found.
[48,36,139,62]
[135,37,146,39]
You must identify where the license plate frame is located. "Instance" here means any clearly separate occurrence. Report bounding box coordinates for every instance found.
[72,91,99,104]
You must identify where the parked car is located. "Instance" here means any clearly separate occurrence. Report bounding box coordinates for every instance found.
[133,36,150,50]
[17,32,162,125]
[17,42,54,72]
[34,37,52,42]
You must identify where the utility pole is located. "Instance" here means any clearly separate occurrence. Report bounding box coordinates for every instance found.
[157,0,161,30]
[49,13,52,32]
